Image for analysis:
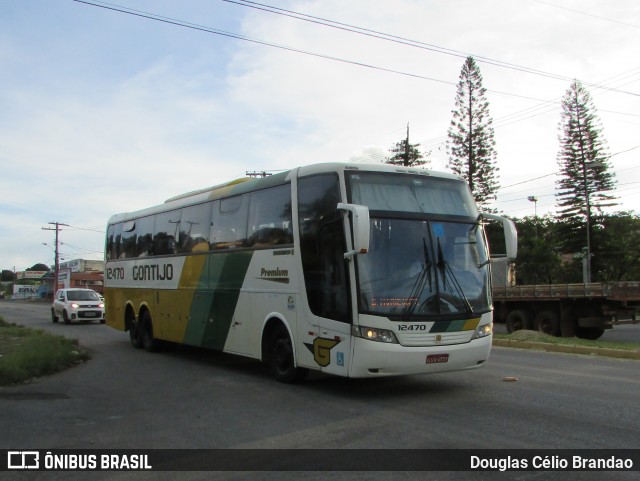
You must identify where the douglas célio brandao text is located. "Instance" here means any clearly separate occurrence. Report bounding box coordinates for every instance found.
[470,454,634,471]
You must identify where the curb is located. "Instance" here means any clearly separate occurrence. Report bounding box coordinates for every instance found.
[492,339,640,360]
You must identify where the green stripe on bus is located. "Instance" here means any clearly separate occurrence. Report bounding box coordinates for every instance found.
[183,251,254,349]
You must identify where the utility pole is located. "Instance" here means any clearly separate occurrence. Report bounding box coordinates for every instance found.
[42,221,68,293]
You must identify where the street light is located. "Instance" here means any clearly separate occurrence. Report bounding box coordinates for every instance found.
[527,196,538,239]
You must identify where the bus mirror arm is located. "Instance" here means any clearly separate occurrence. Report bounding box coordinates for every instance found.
[482,213,518,260]
[337,203,370,259]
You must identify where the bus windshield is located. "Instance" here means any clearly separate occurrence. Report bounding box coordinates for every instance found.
[347,172,490,319]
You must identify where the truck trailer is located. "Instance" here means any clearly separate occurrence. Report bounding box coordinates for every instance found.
[491,258,640,339]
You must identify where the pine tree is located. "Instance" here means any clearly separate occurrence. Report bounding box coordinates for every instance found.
[556,80,616,220]
[386,124,429,167]
[446,56,499,209]
[555,80,617,281]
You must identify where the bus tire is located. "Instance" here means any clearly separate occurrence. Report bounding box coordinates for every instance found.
[506,309,532,333]
[269,324,308,383]
[129,318,143,349]
[141,311,161,352]
[534,310,560,336]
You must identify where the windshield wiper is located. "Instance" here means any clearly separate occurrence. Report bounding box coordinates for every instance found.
[402,238,432,319]
[436,238,474,315]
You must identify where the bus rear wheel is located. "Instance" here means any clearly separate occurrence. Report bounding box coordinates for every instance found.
[140,311,161,352]
[129,318,143,348]
[269,324,307,383]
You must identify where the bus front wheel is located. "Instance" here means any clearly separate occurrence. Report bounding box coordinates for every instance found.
[268,324,308,383]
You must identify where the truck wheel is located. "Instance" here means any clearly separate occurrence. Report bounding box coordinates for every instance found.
[560,307,576,337]
[576,327,604,340]
[506,309,532,333]
[534,310,560,336]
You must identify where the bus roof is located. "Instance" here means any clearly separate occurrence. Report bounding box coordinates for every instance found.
[106,162,464,225]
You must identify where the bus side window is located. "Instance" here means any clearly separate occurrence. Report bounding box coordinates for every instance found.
[154,210,181,256]
[211,195,248,249]
[119,220,136,259]
[179,203,212,253]
[246,184,293,248]
[136,215,156,257]
[107,223,123,260]
[298,174,350,323]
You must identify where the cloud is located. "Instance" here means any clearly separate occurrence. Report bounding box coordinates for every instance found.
[0,0,639,270]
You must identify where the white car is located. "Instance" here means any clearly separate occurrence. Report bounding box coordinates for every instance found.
[51,288,105,324]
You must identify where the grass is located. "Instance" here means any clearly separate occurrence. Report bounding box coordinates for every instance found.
[494,329,640,352]
[0,315,90,386]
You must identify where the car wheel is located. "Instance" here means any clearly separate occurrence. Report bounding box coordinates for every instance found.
[51,308,59,323]
[63,310,71,325]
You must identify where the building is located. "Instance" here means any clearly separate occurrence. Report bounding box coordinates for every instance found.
[57,259,104,293]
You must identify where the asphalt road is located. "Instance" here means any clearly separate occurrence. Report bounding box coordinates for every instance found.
[1,301,639,481]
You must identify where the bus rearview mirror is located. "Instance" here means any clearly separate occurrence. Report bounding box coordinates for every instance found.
[337,203,370,259]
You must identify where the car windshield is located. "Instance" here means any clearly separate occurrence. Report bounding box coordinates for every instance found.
[67,290,99,301]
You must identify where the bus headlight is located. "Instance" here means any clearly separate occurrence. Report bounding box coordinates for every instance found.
[472,322,493,340]
[354,326,399,344]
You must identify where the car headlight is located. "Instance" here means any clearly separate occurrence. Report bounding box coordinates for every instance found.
[353,326,399,344]
[70,303,80,309]
[472,322,493,340]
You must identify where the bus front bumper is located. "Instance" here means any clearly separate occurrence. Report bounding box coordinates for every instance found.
[348,335,492,378]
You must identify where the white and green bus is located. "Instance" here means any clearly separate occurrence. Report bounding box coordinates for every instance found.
[104,162,516,382]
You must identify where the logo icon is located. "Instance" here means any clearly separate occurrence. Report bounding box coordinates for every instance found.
[8,451,40,469]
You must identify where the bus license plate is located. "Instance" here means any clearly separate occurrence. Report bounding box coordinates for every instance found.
[426,354,449,364]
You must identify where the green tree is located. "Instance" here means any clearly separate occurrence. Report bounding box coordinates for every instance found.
[512,215,562,284]
[386,124,429,167]
[595,212,640,281]
[1,270,16,282]
[28,263,50,272]
[447,56,499,209]
[555,80,617,281]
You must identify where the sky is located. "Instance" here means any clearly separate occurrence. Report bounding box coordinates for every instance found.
[0,0,639,272]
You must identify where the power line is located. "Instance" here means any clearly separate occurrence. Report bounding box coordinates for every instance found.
[223,0,640,98]
[66,224,105,234]
[533,0,640,29]
[72,0,460,87]
[73,0,640,102]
